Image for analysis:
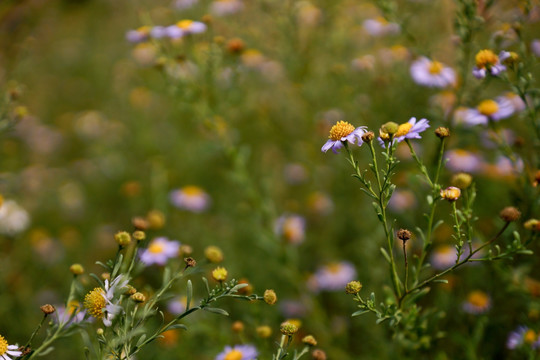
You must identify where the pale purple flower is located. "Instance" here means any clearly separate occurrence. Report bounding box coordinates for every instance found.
[170,186,211,213]
[140,237,180,266]
[173,0,198,10]
[150,26,168,39]
[126,27,151,43]
[175,20,207,34]
[388,189,417,212]
[55,305,87,326]
[410,57,456,88]
[430,245,457,270]
[167,297,187,315]
[274,214,306,245]
[363,17,400,36]
[321,121,367,154]
[458,98,514,126]
[210,0,244,16]
[472,50,509,79]
[165,25,184,39]
[378,117,430,147]
[462,290,491,314]
[444,149,483,173]
[215,344,258,360]
[531,39,540,57]
[309,261,357,292]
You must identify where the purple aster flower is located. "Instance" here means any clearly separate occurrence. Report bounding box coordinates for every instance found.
[125,27,151,43]
[321,121,367,154]
[458,98,514,126]
[215,344,258,360]
[462,290,491,314]
[150,26,167,39]
[363,17,400,36]
[308,261,357,292]
[472,50,509,79]
[274,214,306,245]
[507,326,539,349]
[444,149,483,173]
[140,237,180,266]
[170,185,211,213]
[410,57,456,88]
[378,117,430,147]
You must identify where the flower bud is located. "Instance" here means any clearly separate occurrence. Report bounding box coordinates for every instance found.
[124,285,137,296]
[451,173,473,189]
[205,246,224,263]
[69,263,85,275]
[132,216,149,230]
[524,219,539,231]
[381,122,399,135]
[96,328,104,336]
[132,230,146,241]
[312,349,327,360]
[227,38,245,54]
[499,206,521,222]
[179,244,193,256]
[397,229,411,242]
[256,325,272,338]
[263,289,277,305]
[231,321,244,333]
[440,186,461,202]
[280,321,298,336]
[131,292,146,303]
[115,231,132,246]
[361,131,375,143]
[345,281,363,294]
[184,257,197,268]
[435,127,450,138]
[211,267,228,282]
[302,335,317,346]
[40,304,56,315]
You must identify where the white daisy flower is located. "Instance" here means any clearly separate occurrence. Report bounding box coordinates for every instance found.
[0,335,22,360]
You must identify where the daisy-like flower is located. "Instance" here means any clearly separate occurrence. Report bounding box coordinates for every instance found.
[149,26,168,39]
[363,17,400,36]
[210,0,244,16]
[462,290,491,314]
[175,20,207,35]
[215,344,258,360]
[308,261,357,292]
[0,200,30,236]
[170,185,211,213]
[444,149,483,173]
[472,49,510,79]
[0,335,22,360]
[140,237,180,266]
[274,214,306,245]
[410,57,456,88]
[126,26,151,43]
[459,98,514,126]
[429,245,457,270]
[173,0,198,10]
[507,326,537,349]
[84,275,129,327]
[388,189,417,212]
[321,121,367,154]
[378,117,430,147]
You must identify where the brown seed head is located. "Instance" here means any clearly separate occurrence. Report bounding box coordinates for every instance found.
[397,229,412,241]
[312,349,327,360]
[435,127,450,138]
[40,304,56,315]
[499,206,521,222]
[184,257,197,268]
[361,131,375,143]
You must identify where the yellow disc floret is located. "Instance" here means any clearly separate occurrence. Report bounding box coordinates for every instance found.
[525,329,537,344]
[84,288,106,319]
[477,100,499,116]
[224,350,243,360]
[395,122,413,137]
[148,242,165,254]
[467,290,489,308]
[0,335,8,355]
[428,61,444,74]
[329,121,355,141]
[212,267,228,282]
[182,185,204,196]
[177,20,194,29]
[475,49,498,69]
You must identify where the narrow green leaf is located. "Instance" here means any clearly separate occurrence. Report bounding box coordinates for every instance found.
[204,307,229,316]
[352,310,369,317]
[167,324,188,331]
[380,248,391,264]
[202,277,210,295]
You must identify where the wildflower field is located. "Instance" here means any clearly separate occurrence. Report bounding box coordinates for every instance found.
[1,0,540,358]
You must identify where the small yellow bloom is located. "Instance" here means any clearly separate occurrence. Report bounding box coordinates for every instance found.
[212,267,228,282]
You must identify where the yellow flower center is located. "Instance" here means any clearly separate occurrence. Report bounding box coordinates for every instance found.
[182,186,203,196]
[224,350,243,360]
[475,49,498,69]
[148,242,165,254]
[177,20,194,29]
[84,288,106,319]
[428,61,444,74]
[395,122,413,137]
[467,291,489,308]
[137,26,151,35]
[0,335,8,355]
[525,329,537,344]
[477,100,499,116]
[327,263,342,274]
[329,121,355,141]
[375,16,388,24]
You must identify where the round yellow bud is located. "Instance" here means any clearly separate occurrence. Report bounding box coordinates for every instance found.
[212,267,228,282]
[263,289,277,305]
[69,263,85,275]
[115,231,132,246]
[204,246,224,263]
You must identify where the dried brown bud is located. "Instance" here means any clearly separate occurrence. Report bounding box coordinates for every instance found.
[132,216,149,231]
[184,257,197,268]
[312,349,327,360]
[435,127,450,138]
[227,38,245,54]
[231,321,244,333]
[361,131,375,143]
[40,304,56,315]
[499,206,521,222]
[397,229,412,241]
